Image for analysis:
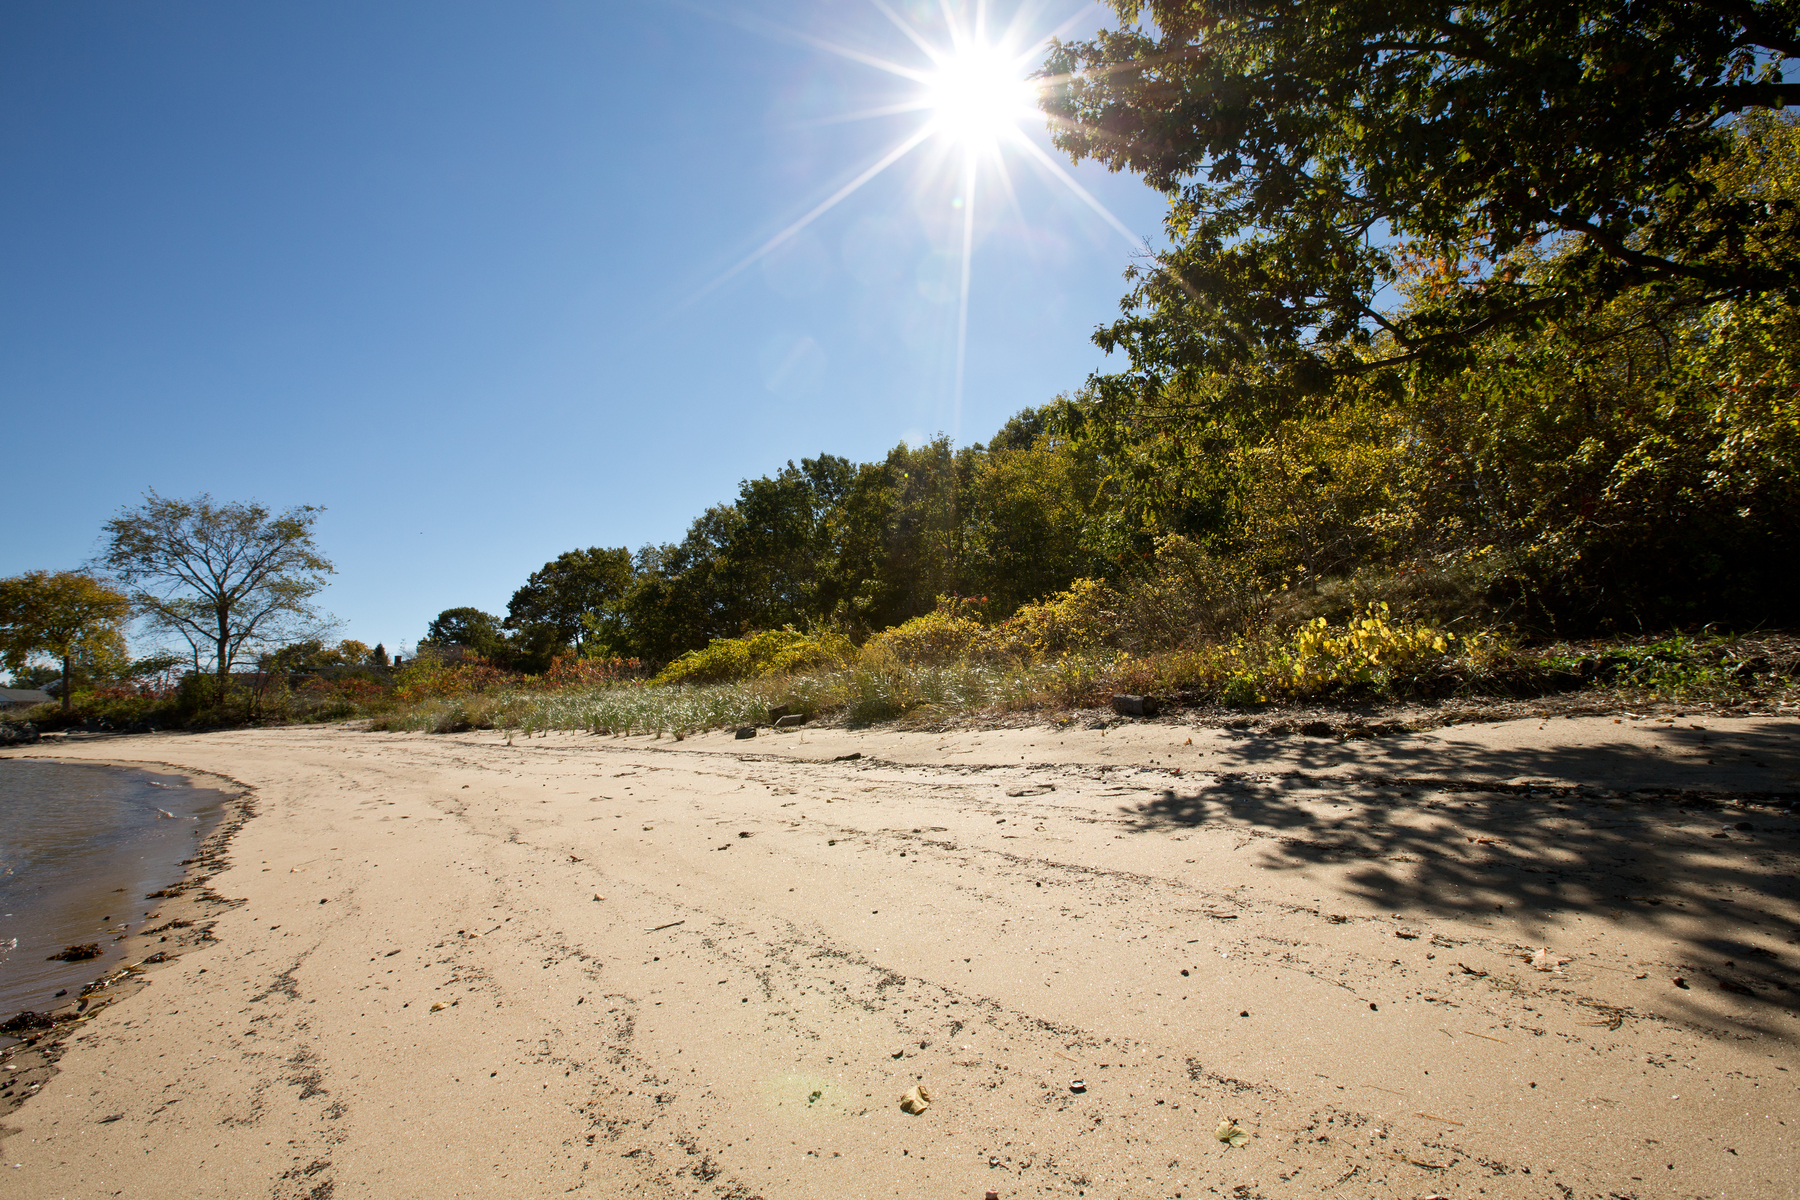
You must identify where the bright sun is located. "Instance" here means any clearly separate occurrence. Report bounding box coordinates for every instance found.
[925,45,1037,145]
[702,4,1138,430]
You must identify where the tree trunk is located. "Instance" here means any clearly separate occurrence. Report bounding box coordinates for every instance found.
[216,605,231,693]
[61,654,72,712]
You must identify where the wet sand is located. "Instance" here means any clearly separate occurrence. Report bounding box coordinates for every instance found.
[0,714,1795,1199]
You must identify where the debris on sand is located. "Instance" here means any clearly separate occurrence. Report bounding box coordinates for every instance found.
[0,1011,55,1034]
[1216,1119,1248,1147]
[899,1083,933,1114]
[1531,948,1572,972]
[47,944,102,962]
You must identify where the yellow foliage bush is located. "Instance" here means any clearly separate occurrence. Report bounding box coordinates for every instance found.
[1274,602,1459,692]
[996,578,1119,658]
[861,597,998,665]
[654,627,854,685]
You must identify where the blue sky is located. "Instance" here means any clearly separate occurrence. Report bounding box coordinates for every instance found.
[2,1,1167,655]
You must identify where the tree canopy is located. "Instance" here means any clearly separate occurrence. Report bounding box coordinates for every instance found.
[422,607,512,662]
[100,492,333,684]
[1041,1,1800,405]
[0,571,133,711]
[504,547,634,657]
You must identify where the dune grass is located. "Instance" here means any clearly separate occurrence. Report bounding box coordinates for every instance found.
[356,620,1798,741]
[366,652,1115,738]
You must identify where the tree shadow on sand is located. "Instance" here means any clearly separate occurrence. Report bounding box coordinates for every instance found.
[1121,729,1799,1030]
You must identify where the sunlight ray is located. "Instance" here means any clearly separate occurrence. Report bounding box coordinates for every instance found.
[788,28,936,83]
[952,145,979,437]
[1009,127,1141,244]
[995,0,1063,54]
[792,98,935,129]
[687,2,937,83]
[1024,2,1095,61]
[686,124,935,306]
[871,0,950,64]
[938,0,971,51]
[984,140,1030,235]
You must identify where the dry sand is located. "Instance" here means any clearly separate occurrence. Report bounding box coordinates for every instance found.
[1,711,1796,1199]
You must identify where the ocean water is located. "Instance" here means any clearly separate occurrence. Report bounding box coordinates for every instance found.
[0,760,232,1019]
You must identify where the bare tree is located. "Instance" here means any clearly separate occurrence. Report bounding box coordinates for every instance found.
[100,492,334,687]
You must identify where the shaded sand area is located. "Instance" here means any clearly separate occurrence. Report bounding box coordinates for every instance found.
[1,713,1796,1199]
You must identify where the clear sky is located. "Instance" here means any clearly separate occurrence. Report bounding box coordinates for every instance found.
[1,1,1167,655]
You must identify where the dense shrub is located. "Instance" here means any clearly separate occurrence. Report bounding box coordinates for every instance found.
[862,598,998,666]
[654,627,854,685]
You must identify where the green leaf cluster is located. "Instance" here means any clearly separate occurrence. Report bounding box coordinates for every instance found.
[1043,1,1800,402]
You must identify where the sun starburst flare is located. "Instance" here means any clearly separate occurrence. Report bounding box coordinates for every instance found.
[926,41,1038,145]
[691,1,1141,433]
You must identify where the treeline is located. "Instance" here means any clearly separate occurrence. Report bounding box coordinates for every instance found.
[425,409,1116,671]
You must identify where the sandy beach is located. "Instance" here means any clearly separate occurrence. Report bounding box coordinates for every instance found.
[1,711,1795,1199]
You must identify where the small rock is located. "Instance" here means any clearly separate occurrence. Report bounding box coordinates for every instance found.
[1109,694,1158,718]
[430,1001,448,1012]
[899,1083,933,1114]
[734,727,756,740]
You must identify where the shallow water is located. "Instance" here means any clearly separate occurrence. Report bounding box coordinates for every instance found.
[0,760,231,1018]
